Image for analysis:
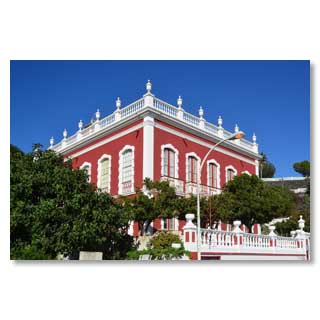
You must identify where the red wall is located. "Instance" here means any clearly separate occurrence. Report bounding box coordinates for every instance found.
[64,120,143,196]
[154,120,256,187]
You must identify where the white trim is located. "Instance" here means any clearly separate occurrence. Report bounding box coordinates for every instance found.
[97,154,112,193]
[225,165,237,183]
[118,145,135,195]
[80,161,92,183]
[155,122,257,166]
[255,159,260,176]
[242,170,251,176]
[160,143,179,178]
[64,123,143,159]
[185,152,201,183]
[207,159,221,189]
[143,116,154,180]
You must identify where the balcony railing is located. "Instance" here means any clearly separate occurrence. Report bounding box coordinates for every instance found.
[160,176,184,195]
[50,84,258,155]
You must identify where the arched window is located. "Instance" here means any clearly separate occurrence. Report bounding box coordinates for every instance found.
[225,165,237,183]
[80,162,91,183]
[163,148,175,177]
[119,146,135,195]
[97,155,111,192]
[161,144,179,179]
[208,163,218,188]
[187,156,198,183]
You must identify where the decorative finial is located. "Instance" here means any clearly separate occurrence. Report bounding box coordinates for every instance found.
[177,96,183,109]
[63,128,68,139]
[78,120,83,131]
[218,116,223,128]
[252,133,257,144]
[49,136,54,147]
[199,106,204,119]
[298,215,305,231]
[146,80,152,93]
[96,108,100,120]
[234,124,239,133]
[116,97,121,109]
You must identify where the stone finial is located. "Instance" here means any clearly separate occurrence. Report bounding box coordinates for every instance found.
[146,80,152,93]
[95,109,100,121]
[49,136,54,147]
[116,97,121,110]
[185,213,195,227]
[290,230,296,238]
[78,120,83,131]
[234,124,239,133]
[268,225,277,237]
[218,115,223,128]
[63,128,68,139]
[298,215,305,231]
[177,96,183,109]
[199,106,204,119]
[253,133,257,144]
[232,220,242,233]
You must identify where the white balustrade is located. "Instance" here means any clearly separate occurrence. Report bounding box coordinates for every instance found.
[50,84,257,154]
[120,98,145,118]
[153,98,178,117]
[183,112,200,126]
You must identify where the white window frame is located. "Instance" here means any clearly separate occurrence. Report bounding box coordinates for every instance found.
[80,161,92,183]
[161,144,179,178]
[118,145,135,195]
[97,154,112,193]
[207,159,221,189]
[242,170,251,176]
[185,152,201,183]
[225,165,237,183]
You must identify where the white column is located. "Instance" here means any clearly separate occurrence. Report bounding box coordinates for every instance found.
[143,116,154,180]
[255,159,260,176]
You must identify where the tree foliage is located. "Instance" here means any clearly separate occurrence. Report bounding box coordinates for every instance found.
[127,231,189,260]
[259,152,276,178]
[293,160,310,177]
[122,178,179,235]
[214,174,294,231]
[10,144,133,260]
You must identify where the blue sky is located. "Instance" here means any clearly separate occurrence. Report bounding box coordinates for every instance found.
[10,60,310,177]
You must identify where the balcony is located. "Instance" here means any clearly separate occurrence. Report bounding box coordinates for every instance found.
[160,176,184,195]
[160,176,221,197]
[185,181,221,197]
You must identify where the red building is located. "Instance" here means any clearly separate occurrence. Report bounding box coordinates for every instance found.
[50,80,261,235]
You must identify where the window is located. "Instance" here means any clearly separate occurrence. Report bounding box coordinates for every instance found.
[80,162,91,182]
[208,163,218,188]
[169,218,175,230]
[119,146,134,195]
[98,155,111,192]
[187,156,198,183]
[226,167,236,182]
[163,148,175,177]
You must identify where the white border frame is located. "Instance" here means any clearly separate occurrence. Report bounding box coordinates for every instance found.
[160,143,179,178]
[80,161,92,183]
[207,159,221,189]
[118,145,135,195]
[185,152,201,183]
[97,154,112,193]
[225,165,237,183]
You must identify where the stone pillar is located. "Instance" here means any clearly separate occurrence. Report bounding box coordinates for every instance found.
[183,213,197,256]
[232,220,243,246]
[177,96,184,120]
[143,116,154,181]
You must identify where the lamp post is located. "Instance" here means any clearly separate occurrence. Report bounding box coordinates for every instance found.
[196,131,245,260]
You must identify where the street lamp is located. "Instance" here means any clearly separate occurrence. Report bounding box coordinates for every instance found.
[196,131,245,260]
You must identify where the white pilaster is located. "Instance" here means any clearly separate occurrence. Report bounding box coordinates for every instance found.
[143,116,154,180]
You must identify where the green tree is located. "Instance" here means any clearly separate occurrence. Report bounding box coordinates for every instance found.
[10,144,133,260]
[293,160,310,177]
[127,231,189,260]
[122,178,179,235]
[259,152,276,178]
[215,174,294,231]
